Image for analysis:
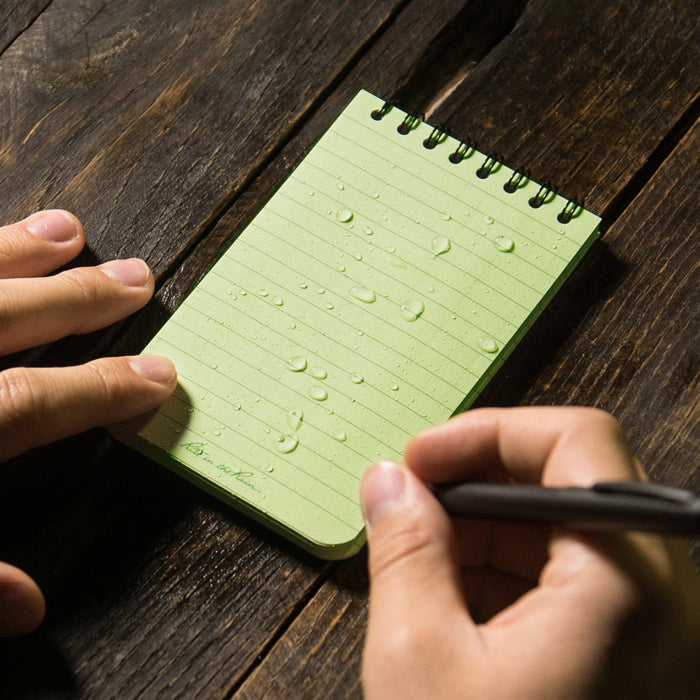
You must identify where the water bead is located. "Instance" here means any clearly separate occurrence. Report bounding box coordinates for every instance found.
[477,336,499,353]
[493,236,515,252]
[350,286,376,303]
[309,386,328,401]
[287,409,304,431]
[431,236,451,255]
[336,207,353,223]
[399,299,425,322]
[287,355,307,372]
[275,434,299,454]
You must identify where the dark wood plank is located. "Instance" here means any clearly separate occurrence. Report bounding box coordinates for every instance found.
[235,557,368,698]
[426,0,700,212]
[1,0,408,272]
[0,0,50,54]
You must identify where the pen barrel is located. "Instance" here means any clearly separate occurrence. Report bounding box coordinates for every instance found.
[434,483,700,534]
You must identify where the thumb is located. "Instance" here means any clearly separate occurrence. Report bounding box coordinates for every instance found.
[360,461,478,695]
[0,562,45,637]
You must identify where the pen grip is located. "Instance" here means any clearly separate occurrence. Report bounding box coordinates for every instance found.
[433,483,700,534]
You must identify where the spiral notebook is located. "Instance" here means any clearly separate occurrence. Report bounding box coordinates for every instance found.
[112,89,601,559]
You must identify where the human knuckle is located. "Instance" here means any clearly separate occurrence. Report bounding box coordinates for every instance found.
[60,269,103,307]
[371,519,436,576]
[567,406,626,440]
[84,361,128,403]
[0,288,18,350]
[383,619,433,662]
[0,367,44,435]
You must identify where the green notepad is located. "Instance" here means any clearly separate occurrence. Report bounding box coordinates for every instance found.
[112,90,601,559]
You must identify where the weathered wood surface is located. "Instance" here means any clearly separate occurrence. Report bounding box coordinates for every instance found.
[0,0,698,697]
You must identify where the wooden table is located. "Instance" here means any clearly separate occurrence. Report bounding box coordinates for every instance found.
[1,1,698,696]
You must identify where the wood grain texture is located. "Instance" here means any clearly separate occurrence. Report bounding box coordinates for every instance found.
[0,0,698,697]
[0,0,50,53]
[0,0,407,271]
[429,0,700,211]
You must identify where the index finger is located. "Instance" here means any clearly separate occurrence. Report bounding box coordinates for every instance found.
[404,406,638,487]
[0,210,84,278]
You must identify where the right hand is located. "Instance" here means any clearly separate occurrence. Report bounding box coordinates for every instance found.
[361,407,700,699]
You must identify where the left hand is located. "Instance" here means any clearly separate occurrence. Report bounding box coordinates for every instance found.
[0,210,177,637]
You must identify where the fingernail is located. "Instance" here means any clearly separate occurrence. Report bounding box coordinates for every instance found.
[0,575,45,637]
[100,258,151,287]
[361,461,406,530]
[26,210,79,243]
[129,356,176,385]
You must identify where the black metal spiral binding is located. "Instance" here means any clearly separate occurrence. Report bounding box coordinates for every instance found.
[423,124,448,150]
[476,153,503,179]
[557,198,583,223]
[370,100,393,121]
[368,102,580,224]
[528,182,554,208]
[397,111,423,135]
[448,137,476,164]
[503,168,531,193]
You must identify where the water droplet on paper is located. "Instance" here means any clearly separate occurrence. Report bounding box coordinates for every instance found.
[387,255,405,268]
[333,430,347,442]
[363,226,374,235]
[350,286,376,303]
[275,434,299,454]
[400,299,425,322]
[431,236,451,255]
[325,302,335,310]
[307,189,315,196]
[484,215,494,224]
[350,372,364,384]
[257,289,269,297]
[287,409,304,431]
[232,401,241,411]
[477,336,499,353]
[372,191,380,199]
[389,383,399,391]
[336,207,353,223]
[212,429,221,436]
[271,295,283,305]
[300,282,308,289]
[337,182,345,190]
[494,236,514,252]
[266,465,275,472]
[310,367,327,380]
[287,355,307,372]
[309,386,328,401]
[440,211,451,221]
[353,252,363,261]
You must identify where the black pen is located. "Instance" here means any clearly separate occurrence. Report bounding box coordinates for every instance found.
[432,481,700,534]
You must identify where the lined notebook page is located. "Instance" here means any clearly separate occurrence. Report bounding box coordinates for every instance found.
[113,90,601,558]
